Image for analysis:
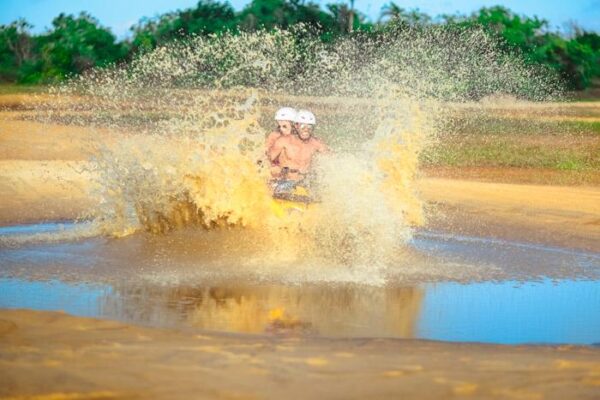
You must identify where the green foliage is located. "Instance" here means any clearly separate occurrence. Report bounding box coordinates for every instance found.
[0,19,35,82]
[0,2,598,90]
[239,0,310,30]
[441,6,600,90]
[475,6,546,53]
[39,13,127,81]
[0,13,126,83]
[131,1,238,51]
[379,2,431,26]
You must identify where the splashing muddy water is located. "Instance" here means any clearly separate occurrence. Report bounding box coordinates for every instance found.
[8,26,565,275]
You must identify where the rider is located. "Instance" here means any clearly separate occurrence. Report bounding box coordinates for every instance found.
[268,109,327,185]
[265,107,297,177]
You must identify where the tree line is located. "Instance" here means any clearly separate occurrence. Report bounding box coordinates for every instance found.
[0,0,598,90]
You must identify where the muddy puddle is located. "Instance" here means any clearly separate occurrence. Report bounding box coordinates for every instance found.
[1,222,599,345]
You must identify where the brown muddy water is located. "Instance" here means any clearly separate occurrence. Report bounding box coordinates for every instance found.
[1,222,598,345]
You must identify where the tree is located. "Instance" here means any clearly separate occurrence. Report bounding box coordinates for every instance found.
[238,0,292,30]
[534,32,600,89]
[440,6,600,89]
[0,20,34,82]
[131,1,238,51]
[476,6,547,54]
[237,0,334,31]
[326,2,368,34]
[379,2,431,26]
[35,13,127,81]
[0,4,597,89]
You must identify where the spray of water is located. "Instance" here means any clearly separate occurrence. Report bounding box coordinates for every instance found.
[26,25,560,272]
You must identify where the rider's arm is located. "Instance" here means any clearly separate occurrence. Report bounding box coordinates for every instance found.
[265,131,279,153]
[268,136,285,161]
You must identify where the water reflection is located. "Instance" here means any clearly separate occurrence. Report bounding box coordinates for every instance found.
[1,278,599,344]
[101,284,424,337]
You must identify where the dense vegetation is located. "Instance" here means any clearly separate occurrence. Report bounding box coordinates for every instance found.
[0,0,598,90]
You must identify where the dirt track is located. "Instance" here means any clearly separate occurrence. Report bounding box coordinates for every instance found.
[419,178,600,252]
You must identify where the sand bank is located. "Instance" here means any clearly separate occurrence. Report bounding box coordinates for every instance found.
[0,160,95,225]
[1,309,599,399]
[419,178,600,253]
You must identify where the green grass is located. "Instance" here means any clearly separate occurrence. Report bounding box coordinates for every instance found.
[0,84,48,95]
[424,111,600,172]
[565,120,600,135]
[447,116,600,137]
[555,159,586,171]
[423,138,599,171]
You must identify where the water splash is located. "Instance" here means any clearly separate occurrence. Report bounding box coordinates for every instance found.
[26,25,561,269]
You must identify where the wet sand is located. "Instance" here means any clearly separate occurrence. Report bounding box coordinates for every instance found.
[1,309,599,399]
[419,178,600,253]
[1,94,600,398]
[0,160,94,224]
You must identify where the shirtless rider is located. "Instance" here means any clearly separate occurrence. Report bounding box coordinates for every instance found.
[268,109,327,189]
[265,107,296,177]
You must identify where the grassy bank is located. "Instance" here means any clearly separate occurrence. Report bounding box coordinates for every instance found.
[421,107,600,184]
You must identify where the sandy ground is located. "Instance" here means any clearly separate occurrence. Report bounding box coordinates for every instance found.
[419,178,600,253]
[1,309,599,400]
[0,160,95,224]
[1,94,600,398]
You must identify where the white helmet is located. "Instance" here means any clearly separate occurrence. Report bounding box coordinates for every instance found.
[274,107,297,121]
[294,109,316,125]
